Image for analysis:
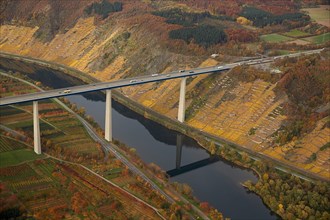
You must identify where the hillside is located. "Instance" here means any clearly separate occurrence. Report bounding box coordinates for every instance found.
[0,0,329,182]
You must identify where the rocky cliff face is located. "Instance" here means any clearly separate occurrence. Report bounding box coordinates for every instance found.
[0,0,329,179]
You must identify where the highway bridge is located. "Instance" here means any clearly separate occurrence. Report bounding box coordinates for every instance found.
[0,49,324,154]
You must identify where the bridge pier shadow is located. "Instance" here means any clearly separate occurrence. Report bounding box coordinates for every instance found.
[176,134,183,169]
[168,134,220,177]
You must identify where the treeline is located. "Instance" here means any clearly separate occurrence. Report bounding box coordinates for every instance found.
[169,25,227,47]
[245,168,330,220]
[226,29,258,43]
[240,6,310,27]
[229,65,280,83]
[274,55,330,144]
[152,8,212,27]
[200,141,330,220]
[84,0,123,19]
[153,8,229,47]
[152,8,232,27]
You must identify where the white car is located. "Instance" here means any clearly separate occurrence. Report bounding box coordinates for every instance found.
[151,74,159,77]
[63,89,71,94]
[217,66,223,69]
[130,80,137,83]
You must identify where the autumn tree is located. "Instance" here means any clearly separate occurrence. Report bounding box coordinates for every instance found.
[210,141,216,155]
[71,192,88,214]
[236,16,252,25]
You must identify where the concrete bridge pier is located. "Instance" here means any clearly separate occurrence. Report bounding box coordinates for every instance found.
[33,101,41,154]
[178,77,187,122]
[176,134,183,169]
[105,89,112,141]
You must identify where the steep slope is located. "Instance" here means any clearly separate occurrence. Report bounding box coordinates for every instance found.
[0,0,329,179]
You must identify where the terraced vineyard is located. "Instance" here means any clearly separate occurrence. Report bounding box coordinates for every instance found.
[0,135,26,152]
[0,73,183,219]
[0,136,45,167]
[0,158,163,219]
[0,74,101,158]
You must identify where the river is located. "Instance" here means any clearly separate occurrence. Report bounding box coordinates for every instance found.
[0,58,279,220]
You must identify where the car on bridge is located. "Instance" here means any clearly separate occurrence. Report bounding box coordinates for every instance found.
[217,66,223,69]
[63,89,71,94]
[130,80,137,83]
[151,74,159,77]
[179,70,185,73]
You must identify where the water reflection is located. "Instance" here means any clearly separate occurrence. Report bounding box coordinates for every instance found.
[49,84,278,219]
[0,59,279,220]
[167,134,220,177]
[176,134,183,169]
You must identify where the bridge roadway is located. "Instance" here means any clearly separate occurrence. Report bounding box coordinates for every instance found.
[0,48,323,106]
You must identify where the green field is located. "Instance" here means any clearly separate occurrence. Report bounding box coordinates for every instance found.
[260,33,293,43]
[303,33,330,44]
[0,149,45,167]
[283,29,310,38]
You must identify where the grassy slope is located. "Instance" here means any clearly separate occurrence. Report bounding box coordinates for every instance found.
[283,29,310,37]
[260,33,293,43]
[0,75,166,219]
[303,32,330,44]
[303,5,330,27]
[0,136,45,167]
[0,149,44,167]
[0,1,329,181]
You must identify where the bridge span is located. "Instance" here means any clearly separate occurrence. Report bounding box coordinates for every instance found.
[0,49,323,154]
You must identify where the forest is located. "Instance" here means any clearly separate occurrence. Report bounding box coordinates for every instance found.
[152,8,213,27]
[240,6,310,28]
[199,141,330,220]
[84,0,123,19]
[275,55,330,144]
[153,8,229,47]
[169,25,228,47]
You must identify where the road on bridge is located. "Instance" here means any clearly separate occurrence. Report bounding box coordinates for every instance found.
[0,72,210,220]
[0,48,323,106]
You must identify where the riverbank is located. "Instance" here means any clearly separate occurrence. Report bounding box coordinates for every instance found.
[1,52,329,219]
[105,81,330,184]
[1,52,328,220]
[1,51,328,183]
[0,71,212,220]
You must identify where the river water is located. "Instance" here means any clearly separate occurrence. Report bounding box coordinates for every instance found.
[0,59,279,220]
[67,94,278,220]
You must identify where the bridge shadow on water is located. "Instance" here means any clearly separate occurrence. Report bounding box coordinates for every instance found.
[1,58,242,178]
[0,58,200,149]
[166,134,220,177]
[1,55,283,220]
